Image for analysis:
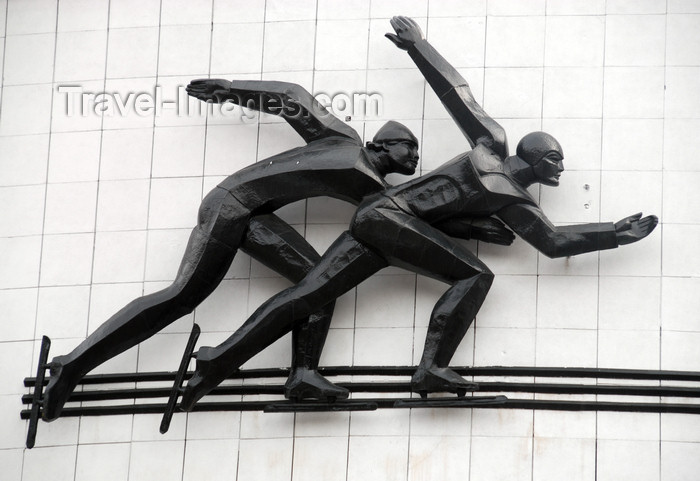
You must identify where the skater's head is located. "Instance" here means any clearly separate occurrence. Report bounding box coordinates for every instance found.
[366,121,419,175]
[515,131,565,187]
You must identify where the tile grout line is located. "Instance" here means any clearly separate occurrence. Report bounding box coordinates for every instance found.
[234,6,269,479]
[180,0,218,472]
[657,1,669,477]
[127,0,164,465]
[72,0,115,462]
[531,4,550,478]
[22,0,59,462]
[1,0,27,478]
[344,5,375,480]
[593,4,610,480]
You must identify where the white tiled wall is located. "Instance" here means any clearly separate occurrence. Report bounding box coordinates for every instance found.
[1,0,699,480]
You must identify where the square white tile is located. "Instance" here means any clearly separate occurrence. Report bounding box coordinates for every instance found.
[485,16,545,67]
[109,0,160,28]
[469,436,533,481]
[408,436,471,481]
[347,436,409,481]
[57,0,108,32]
[158,25,211,77]
[183,439,239,481]
[602,119,663,171]
[599,276,661,330]
[483,67,543,118]
[0,185,45,237]
[315,19,370,71]
[545,15,605,67]
[661,277,700,331]
[128,441,185,481]
[237,438,293,481]
[6,0,57,35]
[0,236,42,288]
[263,21,316,72]
[596,440,660,481]
[147,177,202,229]
[0,288,38,341]
[106,27,159,79]
[0,84,53,136]
[543,67,603,118]
[3,33,55,86]
[210,23,264,75]
[213,0,265,23]
[100,128,154,180]
[160,0,213,25]
[36,285,90,339]
[48,130,101,183]
[92,230,147,283]
[605,14,666,66]
[40,233,94,286]
[75,443,131,481]
[54,30,108,82]
[43,181,98,234]
[533,438,595,481]
[0,135,50,186]
[152,126,206,177]
[603,67,665,119]
[667,14,700,66]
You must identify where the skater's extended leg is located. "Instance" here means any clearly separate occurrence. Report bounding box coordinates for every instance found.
[43,189,249,421]
[242,214,345,400]
[352,204,493,395]
[180,231,387,410]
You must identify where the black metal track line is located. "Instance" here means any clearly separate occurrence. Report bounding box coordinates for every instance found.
[20,397,700,420]
[23,365,700,388]
[20,381,700,406]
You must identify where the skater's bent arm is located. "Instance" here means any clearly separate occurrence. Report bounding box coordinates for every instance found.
[434,216,515,246]
[497,204,618,258]
[387,17,507,158]
[188,79,361,144]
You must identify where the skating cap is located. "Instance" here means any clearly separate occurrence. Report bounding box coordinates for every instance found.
[516,131,563,165]
[372,121,418,146]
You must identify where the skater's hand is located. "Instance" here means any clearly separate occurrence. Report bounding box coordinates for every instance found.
[386,16,424,50]
[614,212,658,245]
[435,217,515,245]
[186,79,232,102]
[470,217,515,246]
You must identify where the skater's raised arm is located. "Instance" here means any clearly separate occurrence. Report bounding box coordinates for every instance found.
[386,16,508,159]
[497,204,658,258]
[186,79,361,144]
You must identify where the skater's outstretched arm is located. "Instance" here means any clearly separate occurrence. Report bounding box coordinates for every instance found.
[386,16,508,159]
[187,79,361,144]
[498,204,658,258]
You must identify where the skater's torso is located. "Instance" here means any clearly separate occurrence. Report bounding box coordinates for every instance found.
[380,143,538,223]
[217,137,388,212]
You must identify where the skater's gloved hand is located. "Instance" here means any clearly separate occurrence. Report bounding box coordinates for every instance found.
[469,217,515,246]
[386,16,424,50]
[186,79,232,103]
[614,212,658,245]
[434,217,515,246]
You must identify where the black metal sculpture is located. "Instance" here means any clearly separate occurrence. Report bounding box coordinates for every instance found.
[176,17,658,411]
[39,80,430,421]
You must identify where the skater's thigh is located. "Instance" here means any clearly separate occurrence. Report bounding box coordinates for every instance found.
[242,213,321,283]
[198,187,251,248]
[353,205,490,283]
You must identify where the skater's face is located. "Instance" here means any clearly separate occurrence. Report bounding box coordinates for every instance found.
[533,151,564,186]
[385,140,419,175]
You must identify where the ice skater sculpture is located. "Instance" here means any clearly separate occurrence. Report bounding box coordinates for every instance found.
[176,17,658,410]
[39,77,516,422]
